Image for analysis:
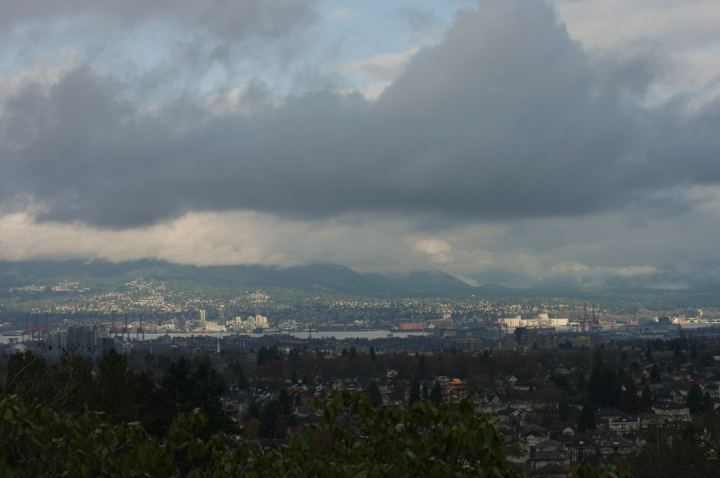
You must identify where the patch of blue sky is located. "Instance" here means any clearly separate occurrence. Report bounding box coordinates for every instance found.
[316,0,467,61]
[0,1,476,105]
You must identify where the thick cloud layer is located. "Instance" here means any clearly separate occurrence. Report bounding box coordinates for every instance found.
[0,0,719,288]
[1,0,717,228]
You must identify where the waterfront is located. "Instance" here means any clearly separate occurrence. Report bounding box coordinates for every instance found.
[0,329,427,344]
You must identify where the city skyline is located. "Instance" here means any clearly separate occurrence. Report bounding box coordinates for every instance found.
[1,0,719,289]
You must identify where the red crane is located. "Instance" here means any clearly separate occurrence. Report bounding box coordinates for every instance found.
[121,314,130,340]
[22,313,29,342]
[109,310,119,337]
[136,314,145,341]
[41,311,50,338]
[31,310,40,340]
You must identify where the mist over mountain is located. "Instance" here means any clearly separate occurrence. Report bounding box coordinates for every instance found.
[1,260,719,309]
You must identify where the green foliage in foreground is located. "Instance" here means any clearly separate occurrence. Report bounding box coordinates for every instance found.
[0,392,631,477]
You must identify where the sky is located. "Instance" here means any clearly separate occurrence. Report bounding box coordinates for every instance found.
[1,0,719,289]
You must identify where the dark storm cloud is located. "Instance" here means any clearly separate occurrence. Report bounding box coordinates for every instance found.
[1,0,719,228]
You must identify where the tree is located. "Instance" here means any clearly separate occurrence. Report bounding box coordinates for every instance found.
[416,354,427,379]
[646,348,653,361]
[687,384,703,415]
[246,400,260,420]
[588,366,621,408]
[594,349,604,367]
[278,388,296,427]
[95,349,140,424]
[577,374,587,393]
[189,357,231,437]
[409,379,421,409]
[367,382,383,408]
[622,379,639,415]
[369,346,377,362]
[257,345,281,365]
[348,347,358,360]
[430,382,443,406]
[558,400,571,421]
[577,401,596,433]
[236,364,250,390]
[0,391,633,477]
[640,384,653,412]
[650,364,662,383]
[691,344,698,361]
[258,400,279,438]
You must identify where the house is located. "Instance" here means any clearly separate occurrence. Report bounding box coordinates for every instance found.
[520,425,550,447]
[534,439,562,453]
[652,406,691,422]
[609,417,640,435]
[549,420,576,437]
[598,437,636,458]
[565,438,597,462]
[533,463,573,478]
[446,379,468,397]
[530,451,571,469]
[505,446,529,464]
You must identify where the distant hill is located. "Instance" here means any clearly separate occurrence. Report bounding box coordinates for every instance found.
[1,260,719,307]
[0,260,476,298]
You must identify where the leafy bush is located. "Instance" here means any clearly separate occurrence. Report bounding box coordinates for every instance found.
[0,391,631,477]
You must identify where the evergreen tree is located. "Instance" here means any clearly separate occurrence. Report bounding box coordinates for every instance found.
[369,346,377,362]
[558,400,570,421]
[617,368,627,386]
[422,383,430,400]
[236,364,250,390]
[258,401,279,438]
[278,388,296,426]
[594,349,604,367]
[640,384,653,412]
[577,401,596,433]
[687,384,703,415]
[588,366,621,407]
[341,348,349,357]
[691,344,699,361]
[416,355,427,380]
[650,364,662,383]
[645,348,653,361]
[189,357,231,437]
[143,352,154,367]
[348,347,358,360]
[622,379,639,415]
[409,379,421,408]
[3,350,47,399]
[430,382,443,406]
[577,374,587,393]
[587,367,603,404]
[96,349,138,424]
[367,382,383,408]
[246,400,260,419]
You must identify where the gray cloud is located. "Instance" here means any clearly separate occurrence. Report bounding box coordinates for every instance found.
[0,0,719,233]
[1,0,319,42]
